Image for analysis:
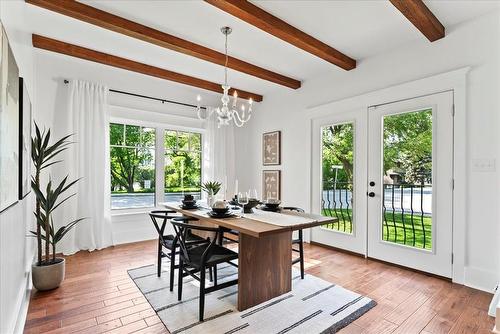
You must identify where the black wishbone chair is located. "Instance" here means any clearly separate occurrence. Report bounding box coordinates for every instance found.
[149,211,208,291]
[171,216,238,321]
[282,207,306,279]
[223,229,240,243]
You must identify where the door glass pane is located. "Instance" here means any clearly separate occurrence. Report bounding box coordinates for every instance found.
[382,109,432,250]
[320,122,354,234]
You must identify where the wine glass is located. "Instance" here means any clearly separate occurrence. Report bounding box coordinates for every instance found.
[238,191,249,216]
[249,189,258,201]
[266,192,275,204]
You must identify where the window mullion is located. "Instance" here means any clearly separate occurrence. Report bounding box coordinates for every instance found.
[156,127,165,206]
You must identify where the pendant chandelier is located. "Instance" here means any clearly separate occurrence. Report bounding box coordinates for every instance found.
[196,26,253,128]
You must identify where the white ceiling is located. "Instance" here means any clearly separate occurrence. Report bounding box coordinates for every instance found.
[27,0,500,99]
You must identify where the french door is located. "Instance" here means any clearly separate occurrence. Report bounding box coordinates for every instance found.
[367,92,453,277]
[311,109,368,255]
[311,91,454,278]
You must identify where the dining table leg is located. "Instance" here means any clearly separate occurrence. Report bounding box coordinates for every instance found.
[237,230,292,311]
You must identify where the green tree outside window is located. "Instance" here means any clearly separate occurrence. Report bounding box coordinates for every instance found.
[110,123,156,199]
[164,130,202,194]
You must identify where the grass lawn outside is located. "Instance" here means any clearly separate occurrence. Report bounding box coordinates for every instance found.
[321,208,354,234]
[111,190,154,195]
[112,187,200,195]
[321,208,432,249]
[165,187,201,193]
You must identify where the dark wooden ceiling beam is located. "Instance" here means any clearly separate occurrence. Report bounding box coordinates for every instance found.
[26,0,300,89]
[204,0,356,70]
[32,34,263,102]
[389,0,445,42]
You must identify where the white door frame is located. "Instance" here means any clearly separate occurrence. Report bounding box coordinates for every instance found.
[307,67,469,284]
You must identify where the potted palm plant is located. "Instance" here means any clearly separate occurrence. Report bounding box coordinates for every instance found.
[30,123,85,290]
[201,181,222,207]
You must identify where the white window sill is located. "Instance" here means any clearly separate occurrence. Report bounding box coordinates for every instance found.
[111,207,158,217]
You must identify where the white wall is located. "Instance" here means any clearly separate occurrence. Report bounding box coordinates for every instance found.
[235,11,500,292]
[0,1,36,333]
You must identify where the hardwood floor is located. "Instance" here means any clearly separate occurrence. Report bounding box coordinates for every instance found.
[24,240,494,334]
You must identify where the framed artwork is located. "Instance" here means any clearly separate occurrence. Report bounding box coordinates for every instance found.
[19,77,32,199]
[0,26,20,212]
[262,130,281,165]
[262,170,281,201]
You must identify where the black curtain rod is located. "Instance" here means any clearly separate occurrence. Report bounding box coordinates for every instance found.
[63,79,206,110]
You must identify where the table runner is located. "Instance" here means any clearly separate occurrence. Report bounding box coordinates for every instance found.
[173,203,315,228]
[244,208,315,227]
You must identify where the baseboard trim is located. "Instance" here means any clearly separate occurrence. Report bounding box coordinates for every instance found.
[113,229,156,245]
[10,271,32,334]
[464,266,498,293]
[309,241,365,258]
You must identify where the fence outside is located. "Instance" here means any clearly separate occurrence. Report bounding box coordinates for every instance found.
[321,182,432,249]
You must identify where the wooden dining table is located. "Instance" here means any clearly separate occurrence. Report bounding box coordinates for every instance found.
[162,202,336,311]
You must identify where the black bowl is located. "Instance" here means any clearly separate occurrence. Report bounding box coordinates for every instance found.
[264,202,280,210]
[182,200,197,207]
[212,207,229,215]
[242,199,261,213]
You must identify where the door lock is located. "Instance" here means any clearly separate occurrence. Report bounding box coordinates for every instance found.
[368,192,375,197]
[369,181,375,186]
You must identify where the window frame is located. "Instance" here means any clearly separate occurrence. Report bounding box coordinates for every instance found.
[109,117,205,213]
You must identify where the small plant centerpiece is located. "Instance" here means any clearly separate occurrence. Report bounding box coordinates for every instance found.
[201,181,222,207]
[30,123,85,290]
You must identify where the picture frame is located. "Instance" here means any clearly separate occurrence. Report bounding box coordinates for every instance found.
[262,130,281,165]
[262,170,281,201]
[19,77,32,199]
[0,26,20,213]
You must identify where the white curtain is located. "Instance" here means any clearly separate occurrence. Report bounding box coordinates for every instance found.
[56,80,114,254]
[203,110,236,200]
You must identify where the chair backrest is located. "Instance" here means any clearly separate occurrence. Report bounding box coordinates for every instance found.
[282,207,305,213]
[170,217,221,264]
[149,210,178,245]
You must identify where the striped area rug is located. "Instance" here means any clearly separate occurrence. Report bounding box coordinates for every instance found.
[128,261,376,334]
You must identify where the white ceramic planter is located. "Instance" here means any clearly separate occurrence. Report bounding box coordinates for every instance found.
[32,258,65,291]
[207,193,215,207]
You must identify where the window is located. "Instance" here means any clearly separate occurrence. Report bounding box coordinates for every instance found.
[110,123,156,209]
[109,123,203,210]
[164,130,202,202]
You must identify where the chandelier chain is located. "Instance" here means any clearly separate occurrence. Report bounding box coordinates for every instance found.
[224,32,228,86]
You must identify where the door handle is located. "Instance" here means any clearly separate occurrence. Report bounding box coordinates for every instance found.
[368,192,375,197]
